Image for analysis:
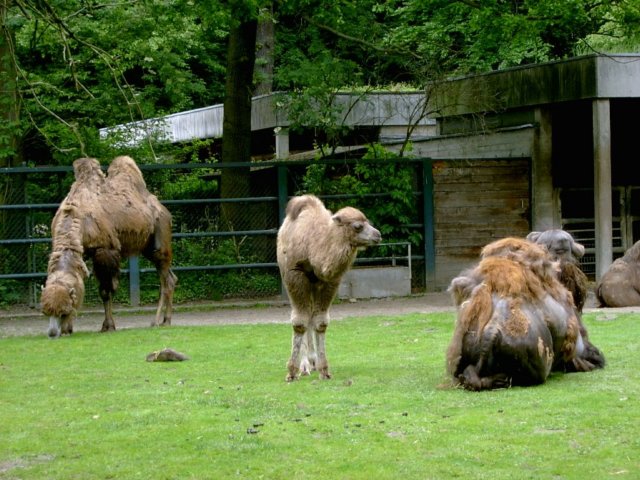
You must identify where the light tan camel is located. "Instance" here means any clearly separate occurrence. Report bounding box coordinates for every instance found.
[277,194,381,381]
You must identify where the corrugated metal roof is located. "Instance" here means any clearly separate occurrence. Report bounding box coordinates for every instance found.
[100,92,436,147]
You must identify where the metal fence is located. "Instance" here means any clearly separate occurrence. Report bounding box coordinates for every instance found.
[0,158,433,308]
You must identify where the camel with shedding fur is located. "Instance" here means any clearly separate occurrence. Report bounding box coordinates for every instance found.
[277,194,381,381]
[446,237,603,391]
[526,229,605,367]
[42,156,176,337]
[596,240,640,307]
[41,203,91,337]
[526,229,588,312]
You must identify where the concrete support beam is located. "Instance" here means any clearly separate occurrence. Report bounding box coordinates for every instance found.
[275,127,289,159]
[532,108,557,230]
[593,99,613,280]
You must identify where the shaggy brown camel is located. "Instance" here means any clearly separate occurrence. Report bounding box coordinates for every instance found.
[447,237,604,391]
[526,229,588,312]
[277,194,381,381]
[526,229,604,369]
[596,240,640,307]
[42,156,177,337]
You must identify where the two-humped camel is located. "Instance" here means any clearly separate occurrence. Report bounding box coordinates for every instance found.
[42,156,176,337]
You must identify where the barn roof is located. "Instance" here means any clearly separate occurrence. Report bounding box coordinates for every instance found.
[433,53,640,117]
[99,92,436,147]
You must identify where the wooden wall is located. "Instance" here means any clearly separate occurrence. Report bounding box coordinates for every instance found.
[433,158,531,289]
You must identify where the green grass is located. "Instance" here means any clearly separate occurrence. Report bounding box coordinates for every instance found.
[1,311,638,479]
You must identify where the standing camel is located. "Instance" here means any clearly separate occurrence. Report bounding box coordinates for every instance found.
[42,156,177,337]
[277,195,381,381]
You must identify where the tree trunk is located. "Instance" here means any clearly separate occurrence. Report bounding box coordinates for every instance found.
[254,5,274,96]
[0,0,20,169]
[220,18,257,235]
[1,1,29,291]
[1,0,23,230]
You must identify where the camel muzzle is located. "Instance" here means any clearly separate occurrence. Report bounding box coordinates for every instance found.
[48,316,61,339]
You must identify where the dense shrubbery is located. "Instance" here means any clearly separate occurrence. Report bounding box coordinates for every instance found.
[301,144,423,258]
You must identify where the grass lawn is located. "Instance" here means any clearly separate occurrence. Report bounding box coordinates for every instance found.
[0,310,638,479]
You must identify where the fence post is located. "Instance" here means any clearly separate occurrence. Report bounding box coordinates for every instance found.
[422,158,436,291]
[129,256,140,306]
[277,165,288,224]
[277,165,288,299]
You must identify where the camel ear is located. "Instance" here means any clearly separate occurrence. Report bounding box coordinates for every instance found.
[332,214,344,225]
[571,240,585,258]
[526,231,541,242]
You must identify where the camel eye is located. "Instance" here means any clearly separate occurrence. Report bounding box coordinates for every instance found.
[353,222,364,232]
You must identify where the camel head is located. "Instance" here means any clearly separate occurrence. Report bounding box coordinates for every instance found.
[526,229,585,262]
[331,207,382,248]
[41,283,78,339]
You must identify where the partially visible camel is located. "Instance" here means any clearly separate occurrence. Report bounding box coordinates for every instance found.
[596,240,640,307]
[526,229,604,369]
[447,237,603,391]
[526,229,588,312]
[42,156,177,337]
[277,194,381,381]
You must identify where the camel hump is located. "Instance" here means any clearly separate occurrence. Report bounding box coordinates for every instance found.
[72,157,105,183]
[107,155,148,193]
[108,155,145,179]
[285,195,324,221]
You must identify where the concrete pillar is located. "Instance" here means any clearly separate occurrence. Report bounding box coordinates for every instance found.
[593,99,613,280]
[275,127,289,159]
[532,108,557,230]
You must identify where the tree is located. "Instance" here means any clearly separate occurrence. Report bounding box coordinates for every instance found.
[1,0,230,166]
[220,13,258,232]
[0,0,20,167]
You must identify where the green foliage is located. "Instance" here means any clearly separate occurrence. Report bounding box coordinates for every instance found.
[0,279,25,307]
[6,0,230,164]
[0,312,638,479]
[301,145,423,247]
[0,0,637,167]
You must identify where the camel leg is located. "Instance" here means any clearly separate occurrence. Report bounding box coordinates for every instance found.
[93,248,120,333]
[96,273,117,332]
[459,364,511,391]
[287,307,311,382]
[313,311,331,380]
[154,269,177,327]
[312,281,340,380]
[99,287,116,332]
[60,313,74,335]
[299,329,317,375]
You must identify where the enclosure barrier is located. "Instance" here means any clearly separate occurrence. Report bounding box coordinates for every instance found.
[0,158,436,307]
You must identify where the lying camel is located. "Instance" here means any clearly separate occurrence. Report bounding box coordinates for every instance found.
[596,240,640,307]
